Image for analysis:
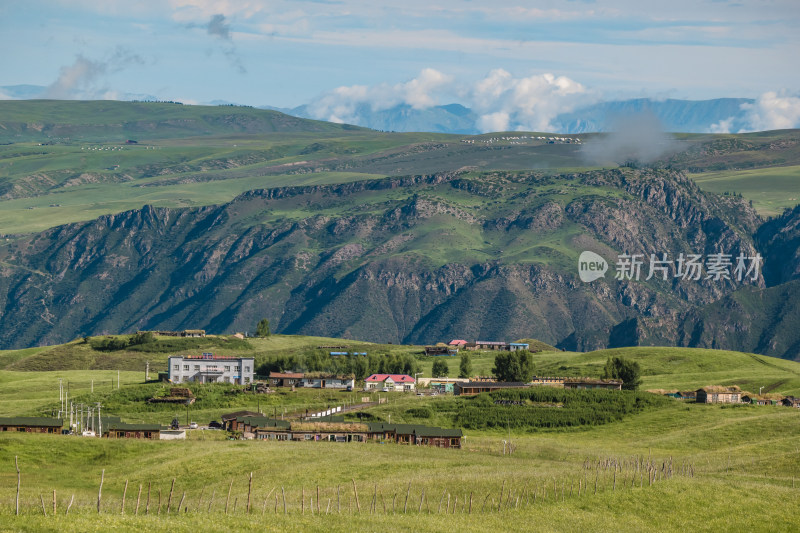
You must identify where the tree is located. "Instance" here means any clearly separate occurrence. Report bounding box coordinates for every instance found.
[129,331,156,346]
[431,359,450,378]
[601,356,641,390]
[492,350,534,382]
[256,318,271,338]
[459,352,472,379]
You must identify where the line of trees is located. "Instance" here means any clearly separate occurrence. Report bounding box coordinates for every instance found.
[257,351,420,381]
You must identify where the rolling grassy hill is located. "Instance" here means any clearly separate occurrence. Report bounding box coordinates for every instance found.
[1,367,799,530]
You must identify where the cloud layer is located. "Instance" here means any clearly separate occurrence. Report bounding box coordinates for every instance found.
[305,68,596,132]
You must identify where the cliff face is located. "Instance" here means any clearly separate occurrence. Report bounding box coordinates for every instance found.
[0,168,796,359]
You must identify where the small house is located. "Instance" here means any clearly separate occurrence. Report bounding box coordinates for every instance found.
[268,372,304,387]
[105,422,161,439]
[696,386,741,404]
[364,374,416,392]
[424,345,458,356]
[563,378,622,390]
[454,381,530,396]
[221,410,262,431]
[298,374,355,389]
[0,417,63,434]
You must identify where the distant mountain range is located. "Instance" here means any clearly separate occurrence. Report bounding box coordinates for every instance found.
[2,84,753,134]
[281,98,755,135]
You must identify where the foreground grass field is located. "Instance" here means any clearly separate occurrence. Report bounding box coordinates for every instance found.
[1,401,799,531]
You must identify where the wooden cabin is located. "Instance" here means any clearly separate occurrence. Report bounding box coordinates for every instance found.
[0,417,63,433]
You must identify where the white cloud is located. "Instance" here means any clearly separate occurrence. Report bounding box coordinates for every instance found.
[708,117,734,134]
[470,69,596,132]
[738,91,800,132]
[0,89,14,100]
[305,68,453,124]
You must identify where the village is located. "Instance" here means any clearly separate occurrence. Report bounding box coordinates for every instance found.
[3,339,799,449]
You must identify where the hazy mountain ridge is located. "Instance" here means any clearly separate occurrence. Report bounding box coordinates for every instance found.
[285,98,755,134]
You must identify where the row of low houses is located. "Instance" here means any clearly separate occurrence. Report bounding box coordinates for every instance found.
[446,340,530,352]
[0,416,185,440]
[453,377,623,395]
[668,386,800,407]
[226,414,462,449]
[267,372,416,392]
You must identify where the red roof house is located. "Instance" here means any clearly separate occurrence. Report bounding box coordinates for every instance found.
[449,340,468,346]
[365,374,416,391]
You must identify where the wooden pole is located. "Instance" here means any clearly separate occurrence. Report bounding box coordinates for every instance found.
[404,482,410,513]
[121,479,128,514]
[135,484,142,515]
[262,487,275,516]
[282,486,287,515]
[469,492,473,514]
[337,484,341,513]
[498,480,505,511]
[178,492,186,513]
[66,494,75,516]
[418,488,424,513]
[225,479,233,514]
[438,490,446,513]
[302,486,305,515]
[97,469,105,514]
[317,484,321,514]
[157,488,162,515]
[167,478,175,514]
[53,489,57,516]
[208,489,216,513]
[352,479,360,513]
[247,472,253,514]
[40,494,47,516]
[15,456,20,516]
[197,486,205,512]
[146,482,151,514]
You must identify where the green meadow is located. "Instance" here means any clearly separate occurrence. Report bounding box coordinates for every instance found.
[2,337,800,529]
[689,164,800,216]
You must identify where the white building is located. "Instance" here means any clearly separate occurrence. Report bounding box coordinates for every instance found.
[168,353,255,385]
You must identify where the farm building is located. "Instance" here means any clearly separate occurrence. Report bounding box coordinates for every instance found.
[168,354,254,385]
[365,374,416,392]
[105,422,162,439]
[0,417,63,433]
[221,410,263,431]
[367,423,462,449]
[563,378,622,390]
[468,341,529,351]
[530,377,565,387]
[454,381,529,396]
[298,374,355,389]
[448,340,468,347]
[696,386,741,404]
[268,372,304,387]
[781,397,800,408]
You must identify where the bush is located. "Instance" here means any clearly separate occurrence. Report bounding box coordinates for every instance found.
[455,388,669,430]
[405,407,433,419]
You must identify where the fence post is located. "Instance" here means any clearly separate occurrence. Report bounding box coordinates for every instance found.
[15,456,21,516]
[121,479,128,514]
[97,469,105,514]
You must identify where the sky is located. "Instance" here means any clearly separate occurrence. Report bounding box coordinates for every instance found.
[0,0,799,132]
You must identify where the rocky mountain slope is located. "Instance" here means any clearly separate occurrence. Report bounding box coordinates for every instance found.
[1,166,796,358]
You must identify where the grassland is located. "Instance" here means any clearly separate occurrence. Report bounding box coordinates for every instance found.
[2,336,800,529]
[689,164,800,216]
[1,400,799,531]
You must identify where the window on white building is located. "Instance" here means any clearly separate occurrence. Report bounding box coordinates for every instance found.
[235,365,240,371]
[224,366,231,372]
[245,366,250,372]
[183,365,189,371]
[194,365,200,371]
[173,364,179,370]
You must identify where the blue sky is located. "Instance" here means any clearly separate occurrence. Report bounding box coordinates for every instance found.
[1,0,798,130]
